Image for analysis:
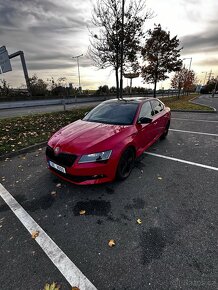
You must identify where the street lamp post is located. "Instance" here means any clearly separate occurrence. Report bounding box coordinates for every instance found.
[201,71,207,85]
[183,57,192,71]
[72,54,83,101]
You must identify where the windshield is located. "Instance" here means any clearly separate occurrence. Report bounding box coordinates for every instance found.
[83,102,139,125]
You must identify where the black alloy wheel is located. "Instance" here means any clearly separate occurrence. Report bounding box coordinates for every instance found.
[116,148,135,180]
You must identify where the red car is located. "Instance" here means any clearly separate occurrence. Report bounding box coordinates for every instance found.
[46,97,170,185]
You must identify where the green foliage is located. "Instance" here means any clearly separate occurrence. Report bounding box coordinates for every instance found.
[0,79,10,97]
[29,74,48,96]
[201,77,218,93]
[141,24,183,97]
[96,85,110,95]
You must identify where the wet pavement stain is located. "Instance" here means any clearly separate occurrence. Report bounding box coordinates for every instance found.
[73,200,111,216]
[125,198,145,210]
[24,195,56,212]
[107,215,120,222]
[140,227,168,265]
[105,187,115,194]
[97,219,103,225]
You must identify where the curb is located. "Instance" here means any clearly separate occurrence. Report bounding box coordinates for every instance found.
[171,109,216,113]
[0,141,47,161]
[189,96,217,112]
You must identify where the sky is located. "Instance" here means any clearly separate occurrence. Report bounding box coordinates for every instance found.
[0,0,218,90]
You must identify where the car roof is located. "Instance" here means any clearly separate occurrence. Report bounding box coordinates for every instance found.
[103,97,155,104]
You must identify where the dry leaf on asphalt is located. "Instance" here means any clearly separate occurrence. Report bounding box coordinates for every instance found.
[108,239,116,247]
[31,231,39,239]
[158,176,162,180]
[137,219,142,224]
[79,210,86,215]
[56,183,61,188]
[43,282,60,290]
[51,191,57,197]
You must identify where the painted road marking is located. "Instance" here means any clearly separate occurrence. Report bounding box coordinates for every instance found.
[169,129,218,137]
[0,183,97,290]
[172,118,218,123]
[145,152,218,171]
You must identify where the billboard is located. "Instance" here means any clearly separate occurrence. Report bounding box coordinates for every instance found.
[0,46,12,74]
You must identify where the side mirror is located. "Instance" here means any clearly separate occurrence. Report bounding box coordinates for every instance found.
[138,117,152,124]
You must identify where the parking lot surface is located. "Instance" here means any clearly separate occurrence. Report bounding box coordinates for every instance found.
[0,99,218,289]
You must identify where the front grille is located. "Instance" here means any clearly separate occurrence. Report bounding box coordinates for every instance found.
[46,146,77,167]
[50,167,105,183]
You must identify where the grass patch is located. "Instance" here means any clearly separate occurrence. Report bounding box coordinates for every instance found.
[161,94,213,111]
[0,106,94,156]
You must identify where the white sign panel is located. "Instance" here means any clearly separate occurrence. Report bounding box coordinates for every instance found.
[0,46,12,74]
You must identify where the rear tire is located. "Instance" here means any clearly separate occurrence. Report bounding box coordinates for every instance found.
[160,121,170,140]
[116,148,135,180]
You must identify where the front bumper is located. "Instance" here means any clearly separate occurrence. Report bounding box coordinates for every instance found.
[47,156,118,185]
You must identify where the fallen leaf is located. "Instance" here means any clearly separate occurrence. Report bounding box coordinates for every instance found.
[56,183,61,188]
[43,282,60,290]
[51,191,57,197]
[137,219,142,224]
[108,239,116,247]
[31,231,39,239]
[79,210,86,215]
[158,176,162,180]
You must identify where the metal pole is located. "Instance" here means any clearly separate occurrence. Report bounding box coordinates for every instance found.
[9,51,31,96]
[119,0,125,99]
[72,54,83,101]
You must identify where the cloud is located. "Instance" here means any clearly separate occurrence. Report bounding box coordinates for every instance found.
[181,31,218,54]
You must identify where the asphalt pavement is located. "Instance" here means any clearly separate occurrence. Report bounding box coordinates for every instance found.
[0,95,217,290]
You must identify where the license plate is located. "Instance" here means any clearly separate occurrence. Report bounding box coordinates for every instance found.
[49,161,66,174]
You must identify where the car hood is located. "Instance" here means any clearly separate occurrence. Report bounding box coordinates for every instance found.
[48,119,133,154]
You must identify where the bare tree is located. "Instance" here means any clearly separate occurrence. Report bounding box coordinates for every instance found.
[89,0,152,99]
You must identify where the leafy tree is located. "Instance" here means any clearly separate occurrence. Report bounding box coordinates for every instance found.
[96,85,110,95]
[29,74,48,96]
[200,77,218,94]
[89,0,152,98]
[171,67,196,97]
[0,79,10,97]
[141,24,183,97]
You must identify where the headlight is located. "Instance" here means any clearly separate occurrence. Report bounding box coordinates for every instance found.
[78,150,112,163]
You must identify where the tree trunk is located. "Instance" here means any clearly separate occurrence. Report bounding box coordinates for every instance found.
[115,67,119,99]
[153,78,157,98]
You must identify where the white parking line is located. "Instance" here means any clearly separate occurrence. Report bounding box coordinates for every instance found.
[0,183,97,290]
[169,129,218,137]
[145,152,218,171]
[172,117,218,123]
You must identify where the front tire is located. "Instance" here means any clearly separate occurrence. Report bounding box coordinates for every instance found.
[116,148,135,180]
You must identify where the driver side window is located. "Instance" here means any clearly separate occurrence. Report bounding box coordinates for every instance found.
[138,101,153,120]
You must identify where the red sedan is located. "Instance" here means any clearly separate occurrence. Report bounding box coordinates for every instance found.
[46,97,170,185]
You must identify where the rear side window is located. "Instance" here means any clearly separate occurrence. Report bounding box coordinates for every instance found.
[138,101,153,119]
[151,100,164,114]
